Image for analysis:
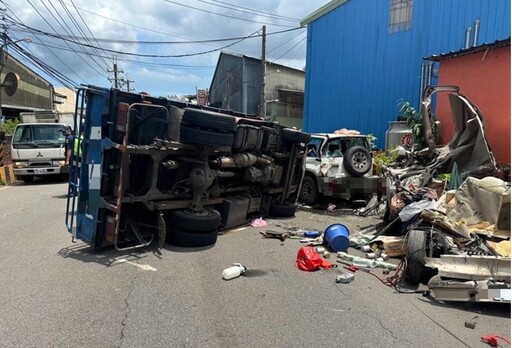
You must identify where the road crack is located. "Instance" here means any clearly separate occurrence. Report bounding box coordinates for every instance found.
[119,271,138,348]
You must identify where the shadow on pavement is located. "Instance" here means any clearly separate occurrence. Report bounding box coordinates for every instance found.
[417,295,510,319]
[57,243,152,267]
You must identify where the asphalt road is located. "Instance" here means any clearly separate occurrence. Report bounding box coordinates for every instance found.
[0,179,509,348]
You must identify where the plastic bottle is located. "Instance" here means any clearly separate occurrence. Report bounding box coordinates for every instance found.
[222,263,247,280]
[304,231,321,238]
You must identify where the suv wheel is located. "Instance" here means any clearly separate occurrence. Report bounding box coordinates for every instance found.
[343,145,372,177]
[299,175,319,205]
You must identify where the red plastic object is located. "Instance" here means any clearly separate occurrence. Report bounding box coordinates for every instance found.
[296,246,334,271]
[481,334,511,347]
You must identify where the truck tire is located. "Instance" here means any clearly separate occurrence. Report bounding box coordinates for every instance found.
[169,208,221,232]
[299,175,319,205]
[180,124,234,147]
[269,202,296,218]
[183,108,237,132]
[167,228,218,248]
[282,128,311,143]
[343,145,372,177]
[406,230,428,284]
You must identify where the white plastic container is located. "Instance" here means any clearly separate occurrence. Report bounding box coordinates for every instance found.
[222,263,247,280]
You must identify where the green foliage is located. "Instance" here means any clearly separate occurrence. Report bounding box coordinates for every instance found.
[0,118,20,135]
[373,149,400,175]
[398,101,426,149]
[366,134,377,149]
[435,173,452,182]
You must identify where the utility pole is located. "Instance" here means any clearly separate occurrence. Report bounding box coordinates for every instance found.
[125,73,135,92]
[107,56,123,89]
[259,25,266,117]
[0,29,6,121]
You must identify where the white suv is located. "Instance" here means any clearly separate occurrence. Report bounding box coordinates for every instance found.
[299,133,384,205]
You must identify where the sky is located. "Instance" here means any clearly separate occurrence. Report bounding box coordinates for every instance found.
[3,0,330,98]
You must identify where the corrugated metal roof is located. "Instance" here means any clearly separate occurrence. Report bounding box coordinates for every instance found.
[299,0,349,27]
[426,38,511,61]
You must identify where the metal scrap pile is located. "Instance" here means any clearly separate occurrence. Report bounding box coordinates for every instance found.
[352,86,511,303]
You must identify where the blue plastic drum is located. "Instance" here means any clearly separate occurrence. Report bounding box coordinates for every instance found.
[324,224,350,252]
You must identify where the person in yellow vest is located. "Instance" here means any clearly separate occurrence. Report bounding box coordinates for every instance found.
[73,134,83,158]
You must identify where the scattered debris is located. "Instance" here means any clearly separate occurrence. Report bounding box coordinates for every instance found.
[296,246,334,271]
[260,230,290,242]
[324,224,350,252]
[335,272,355,284]
[250,217,267,228]
[481,334,511,347]
[222,263,247,280]
[464,316,478,329]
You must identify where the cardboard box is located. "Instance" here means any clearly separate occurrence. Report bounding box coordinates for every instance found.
[371,236,406,257]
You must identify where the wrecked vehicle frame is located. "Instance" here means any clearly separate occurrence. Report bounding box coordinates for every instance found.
[65,87,310,250]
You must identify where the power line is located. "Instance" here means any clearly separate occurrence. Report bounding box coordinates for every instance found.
[161,0,296,28]
[11,23,303,45]
[280,38,307,65]
[11,37,217,68]
[25,0,105,78]
[268,29,306,54]
[10,41,80,88]
[57,0,111,68]
[194,0,298,23]
[1,7,87,83]
[60,0,226,46]
[271,36,307,63]
[11,22,276,58]
[39,0,106,73]
[210,0,299,21]
[44,0,107,73]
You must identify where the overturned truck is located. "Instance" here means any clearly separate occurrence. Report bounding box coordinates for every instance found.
[65,87,310,250]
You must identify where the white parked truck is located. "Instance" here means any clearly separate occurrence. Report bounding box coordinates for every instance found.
[11,111,74,183]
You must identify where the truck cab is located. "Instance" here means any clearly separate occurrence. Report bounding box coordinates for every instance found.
[11,112,73,183]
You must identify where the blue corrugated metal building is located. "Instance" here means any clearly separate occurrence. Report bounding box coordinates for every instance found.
[300,0,511,148]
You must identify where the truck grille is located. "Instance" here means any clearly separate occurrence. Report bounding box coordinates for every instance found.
[29,162,52,167]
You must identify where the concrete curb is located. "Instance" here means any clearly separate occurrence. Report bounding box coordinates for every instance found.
[0,164,16,185]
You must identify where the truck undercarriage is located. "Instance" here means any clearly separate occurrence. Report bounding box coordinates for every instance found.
[65,87,310,250]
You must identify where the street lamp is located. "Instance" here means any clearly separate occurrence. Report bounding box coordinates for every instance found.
[0,37,31,122]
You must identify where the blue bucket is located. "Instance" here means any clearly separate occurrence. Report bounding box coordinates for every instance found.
[324,224,350,252]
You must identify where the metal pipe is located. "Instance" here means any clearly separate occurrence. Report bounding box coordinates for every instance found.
[419,63,425,105]
[465,27,472,49]
[473,19,480,47]
[427,62,433,87]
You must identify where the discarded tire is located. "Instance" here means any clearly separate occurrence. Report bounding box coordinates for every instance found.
[182,108,237,132]
[167,228,218,247]
[269,202,296,218]
[169,208,221,232]
[299,175,319,205]
[282,128,311,143]
[343,145,372,177]
[406,230,427,284]
[180,124,234,147]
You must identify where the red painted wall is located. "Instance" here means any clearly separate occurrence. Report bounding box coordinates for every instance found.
[435,46,511,166]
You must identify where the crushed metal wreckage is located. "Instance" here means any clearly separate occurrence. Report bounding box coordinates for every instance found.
[350,86,510,303]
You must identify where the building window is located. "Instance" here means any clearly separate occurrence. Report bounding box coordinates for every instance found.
[388,0,413,32]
